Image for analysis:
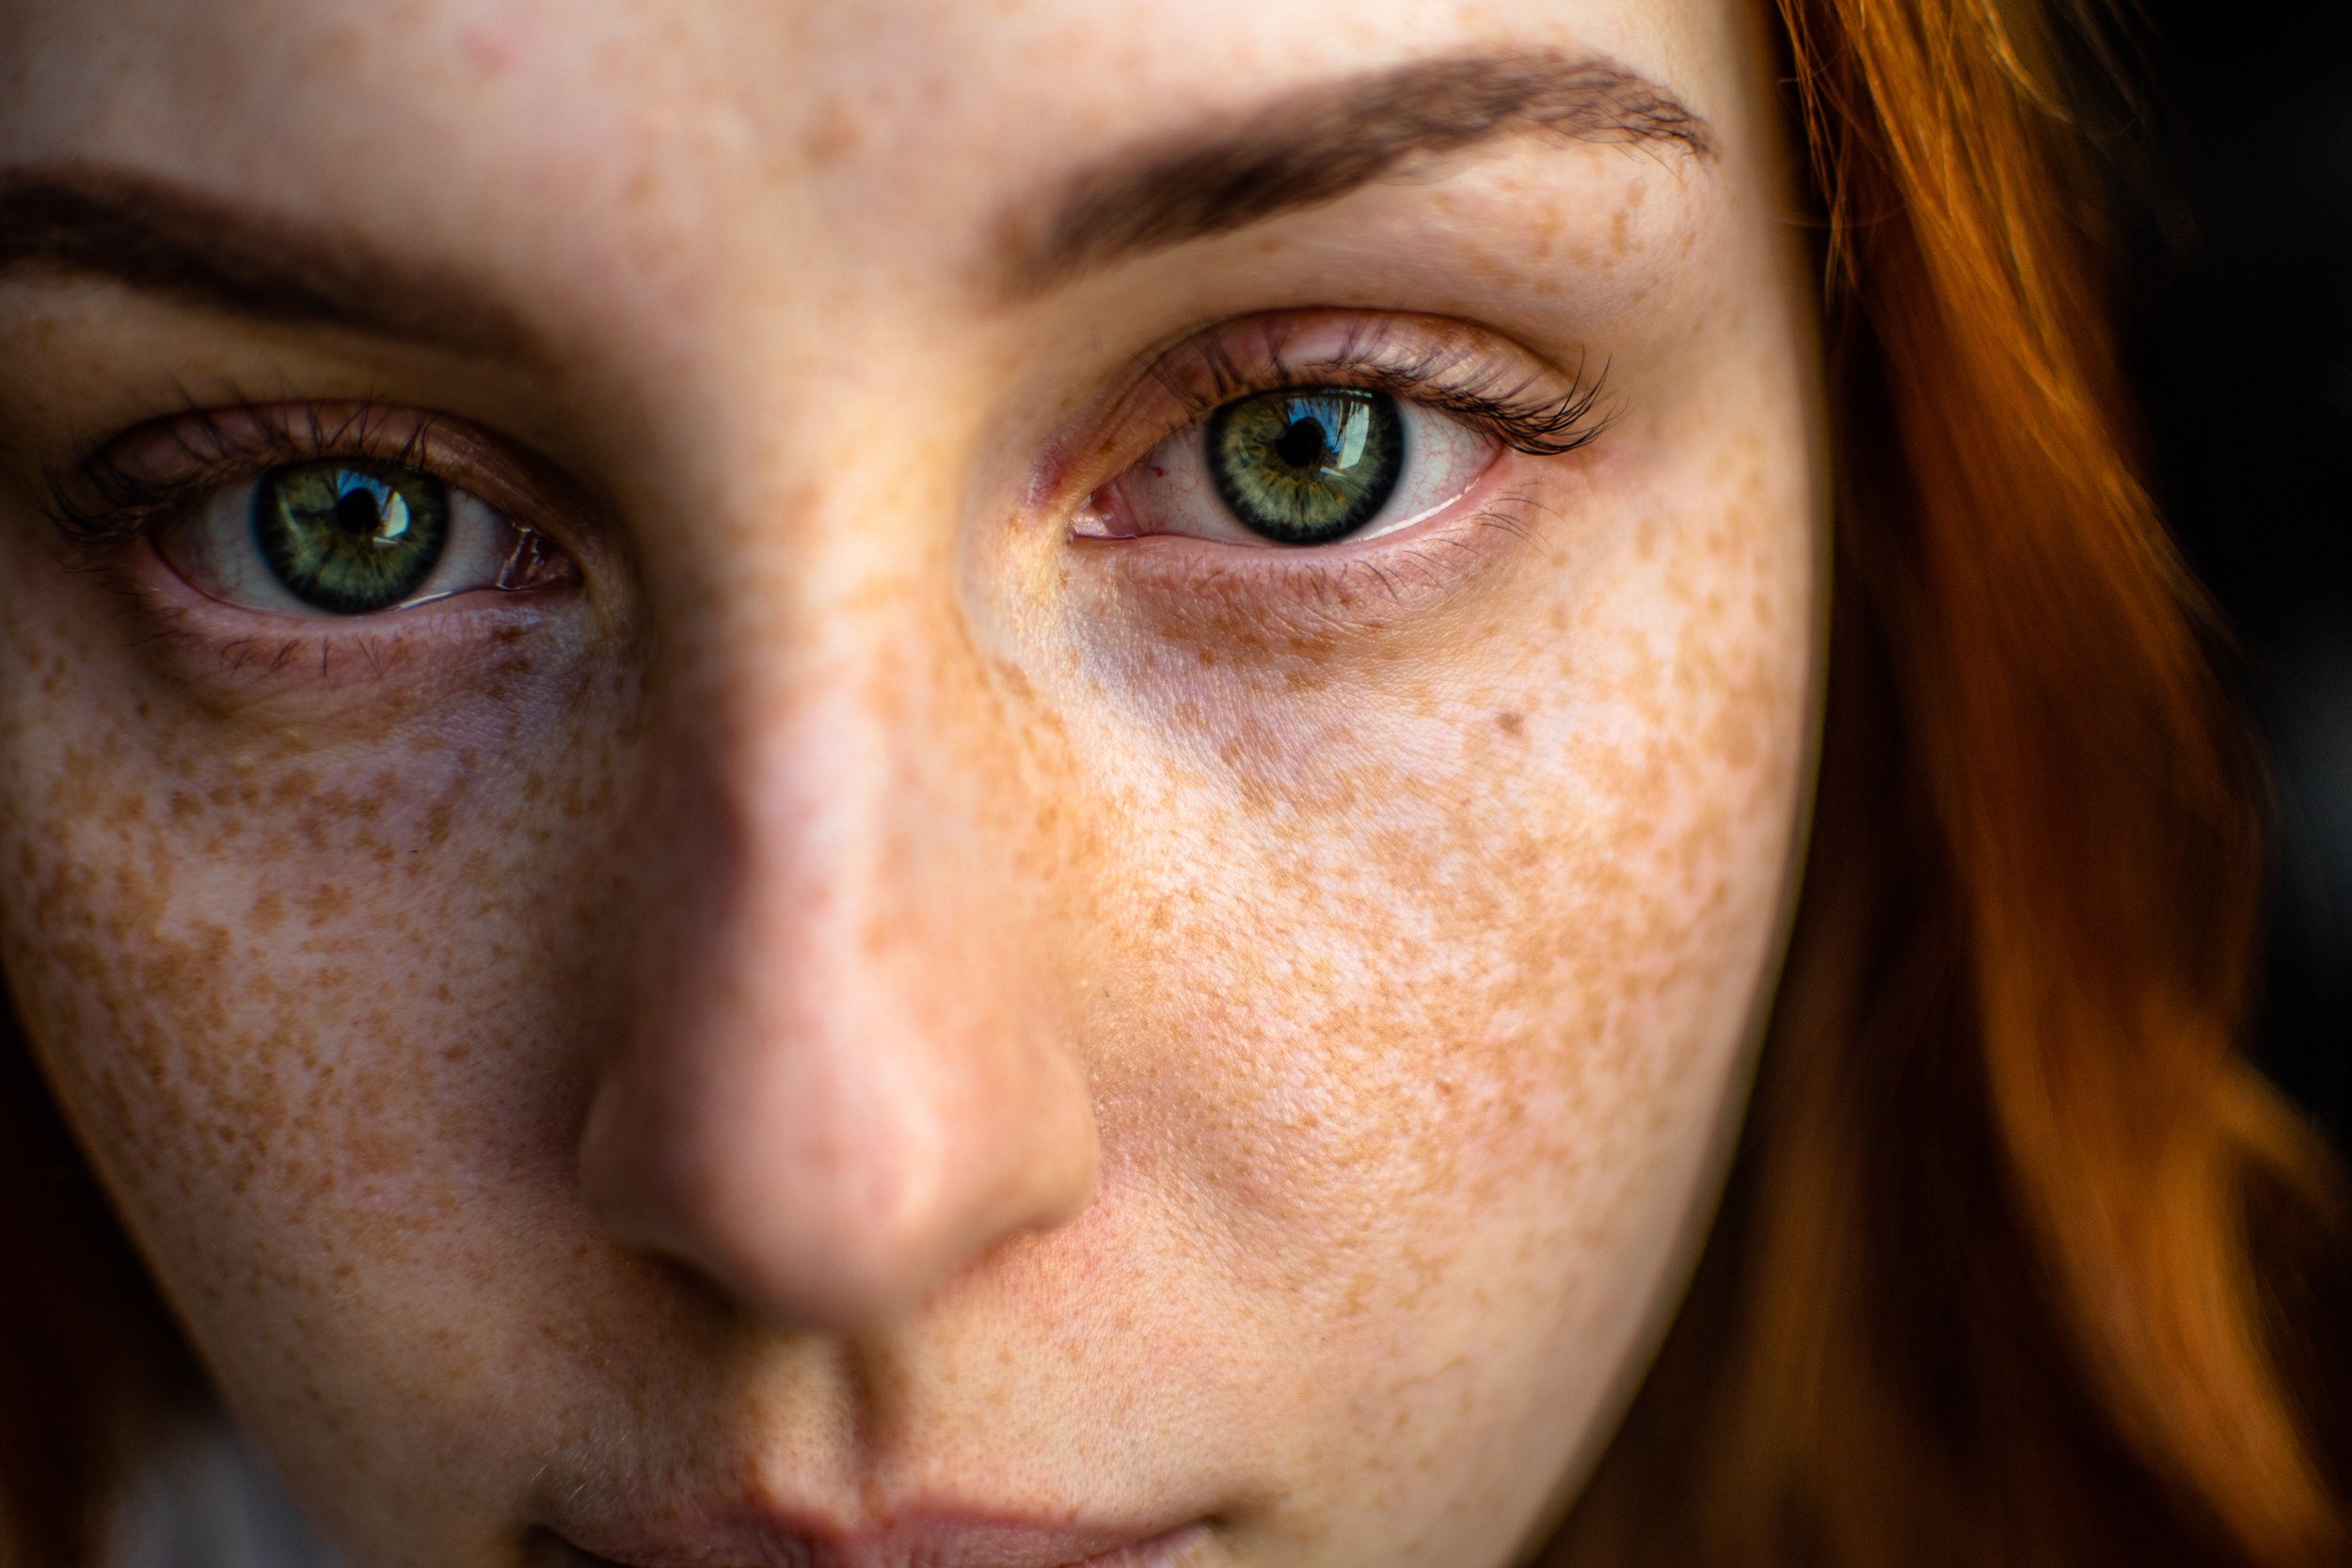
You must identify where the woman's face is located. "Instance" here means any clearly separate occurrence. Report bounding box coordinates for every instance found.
[0,1,1820,1564]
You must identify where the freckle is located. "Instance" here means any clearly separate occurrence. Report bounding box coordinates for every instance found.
[270,768,320,807]
[803,97,864,166]
[620,160,663,214]
[303,882,351,920]
[459,22,523,73]
[1496,711,1524,736]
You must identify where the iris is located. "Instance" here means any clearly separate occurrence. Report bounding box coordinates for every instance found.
[253,461,452,613]
[1204,388,1404,544]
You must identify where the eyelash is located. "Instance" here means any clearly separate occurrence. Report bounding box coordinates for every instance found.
[42,398,453,552]
[1146,316,1612,460]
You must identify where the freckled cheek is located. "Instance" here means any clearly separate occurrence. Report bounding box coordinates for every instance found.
[1080,779,1735,1259]
[0,638,639,1325]
[1057,487,1811,1307]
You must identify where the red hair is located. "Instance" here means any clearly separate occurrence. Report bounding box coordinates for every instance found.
[1554,0,2346,1560]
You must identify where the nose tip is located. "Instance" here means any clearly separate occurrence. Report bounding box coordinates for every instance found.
[579,1021,1100,1328]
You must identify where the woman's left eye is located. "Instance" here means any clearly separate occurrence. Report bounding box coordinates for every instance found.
[1088,387,1503,547]
[159,459,556,618]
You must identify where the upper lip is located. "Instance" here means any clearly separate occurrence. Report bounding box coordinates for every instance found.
[546,1507,1208,1568]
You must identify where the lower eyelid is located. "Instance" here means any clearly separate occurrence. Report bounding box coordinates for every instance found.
[1082,477,1553,640]
[121,559,571,701]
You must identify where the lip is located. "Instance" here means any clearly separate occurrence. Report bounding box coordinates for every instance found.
[542,1513,1215,1568]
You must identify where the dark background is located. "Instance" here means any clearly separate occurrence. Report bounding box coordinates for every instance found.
[2122,0,2352,1149]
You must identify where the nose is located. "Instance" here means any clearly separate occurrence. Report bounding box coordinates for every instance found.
[577,555,1100,1332]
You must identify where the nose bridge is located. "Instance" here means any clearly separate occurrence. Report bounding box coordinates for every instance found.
[580,460,1099,1331]
[732,544,969,994]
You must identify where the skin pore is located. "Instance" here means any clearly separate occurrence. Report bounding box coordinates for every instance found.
[0,1,1822,1565]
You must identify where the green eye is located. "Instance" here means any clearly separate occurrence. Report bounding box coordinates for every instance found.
[1204,388,1405,545]
[253,460,452,614]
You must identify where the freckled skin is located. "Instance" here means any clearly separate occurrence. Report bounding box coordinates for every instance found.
[0,1,1821,1566]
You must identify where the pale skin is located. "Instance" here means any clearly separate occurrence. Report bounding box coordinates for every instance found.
[0,1,1822,1564]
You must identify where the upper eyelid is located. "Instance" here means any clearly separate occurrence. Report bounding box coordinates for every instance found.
[52,402,438,543]
[1146,316,1501,405]
[42,400,589,556]
[1130,313,1614,456]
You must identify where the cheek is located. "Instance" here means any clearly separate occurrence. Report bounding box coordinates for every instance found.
[1050,433,1813,1479]
[0,546,640,1442]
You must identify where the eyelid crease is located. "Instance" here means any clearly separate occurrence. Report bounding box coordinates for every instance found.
[1144,313,1614,457]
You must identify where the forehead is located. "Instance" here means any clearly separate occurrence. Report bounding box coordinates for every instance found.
[0,0,1742,293]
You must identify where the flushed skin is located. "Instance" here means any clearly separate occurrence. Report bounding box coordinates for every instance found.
[0,2,1821,1565]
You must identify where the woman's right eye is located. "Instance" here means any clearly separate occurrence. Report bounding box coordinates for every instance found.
[160,458,566,618]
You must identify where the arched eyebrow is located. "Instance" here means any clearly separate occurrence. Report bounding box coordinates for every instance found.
[995,51,1714,298]
[0,53,1709,346]
[0,162,539,358]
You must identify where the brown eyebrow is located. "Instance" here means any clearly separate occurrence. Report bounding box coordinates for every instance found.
[999,51,1714,298]
[0,163,537,357]
[0,55,1706,342]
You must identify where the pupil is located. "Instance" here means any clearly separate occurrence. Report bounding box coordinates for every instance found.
[1273,417,1329,470]
[331,487,383,540]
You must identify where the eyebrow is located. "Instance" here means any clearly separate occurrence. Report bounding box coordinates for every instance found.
[999,51,1714,297]
[0,163,537,357]
[0,52,1707,342]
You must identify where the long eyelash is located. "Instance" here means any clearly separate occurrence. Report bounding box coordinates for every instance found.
[1157,320,1614,456]
[41,396,440,549]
